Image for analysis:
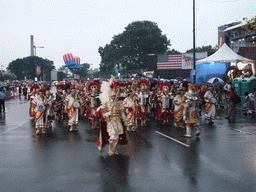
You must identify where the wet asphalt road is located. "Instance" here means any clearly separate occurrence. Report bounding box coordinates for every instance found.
[0,97,256,192]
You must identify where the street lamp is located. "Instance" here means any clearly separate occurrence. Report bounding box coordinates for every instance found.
[33,46,44,56]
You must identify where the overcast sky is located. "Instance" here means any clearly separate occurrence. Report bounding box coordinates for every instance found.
[0,0,255,70]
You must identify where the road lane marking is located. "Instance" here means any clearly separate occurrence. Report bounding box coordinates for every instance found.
[232,128,256,135]
[0,122,28,135]
[155,131,190,148]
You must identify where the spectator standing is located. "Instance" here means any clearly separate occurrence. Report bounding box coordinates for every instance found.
[0,88,6,113]
[18,85,22,97]
[224,82,232,93]
[23,86,28,98]
[198,85,206,116]
[253,88,256,111]
[243,92,254,115]
[226,88,236,122]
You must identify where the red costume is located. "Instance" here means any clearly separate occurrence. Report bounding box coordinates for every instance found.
[136,80,151,126]
[84,82,101,129]
[28,84,40,118]
[156,83,173,124]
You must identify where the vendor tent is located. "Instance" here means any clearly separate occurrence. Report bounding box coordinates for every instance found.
[191,43,255,84]
[190,62,230,84]
[196,43,254,64]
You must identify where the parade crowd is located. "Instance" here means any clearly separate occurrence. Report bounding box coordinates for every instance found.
[26,77,244,156]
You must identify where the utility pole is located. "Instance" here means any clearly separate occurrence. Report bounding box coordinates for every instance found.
[193,0,196,84]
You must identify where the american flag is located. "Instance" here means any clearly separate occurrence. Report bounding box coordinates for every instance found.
[157,54,182,70]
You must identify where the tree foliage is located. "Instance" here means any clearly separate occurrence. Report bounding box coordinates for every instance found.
[0,73,16,81]
[7,56,55,81]
[186,45,218,53]
[68,63,90,78]
[167,49,181,54]
[242,16,256,33]
[99,20,171,75]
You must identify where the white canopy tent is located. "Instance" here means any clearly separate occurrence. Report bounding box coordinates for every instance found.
[196,43,254,64]
[196,43,255,76]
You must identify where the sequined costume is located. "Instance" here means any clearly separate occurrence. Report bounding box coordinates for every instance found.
[204,88,216,124]
[183,87,201,137]
[173,93,185,128]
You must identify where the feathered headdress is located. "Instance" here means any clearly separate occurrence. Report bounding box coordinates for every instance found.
[88,82,100,92]
[31,84,40,92]
[126,81,132,88]
[34,84,40,89]
[188,83,196,91]
[160,83,172,92]
[137,80,150,89]
[57,83,65,90]
[99,76,117,104]
[30,85,35,92]
[157,82,163,88]
[119,82,126,87]
[43,86,51,93]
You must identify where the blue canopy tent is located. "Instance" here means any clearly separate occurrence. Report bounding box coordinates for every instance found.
[190,62,230,84]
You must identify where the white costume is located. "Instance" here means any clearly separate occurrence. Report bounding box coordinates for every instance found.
[65,94,79,126]
[123,96,137,130]
[32,96,45,130]
[204,90,216,121]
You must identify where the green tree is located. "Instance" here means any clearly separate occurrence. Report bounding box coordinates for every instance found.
[167,49,181,54]
[7,56,55,80]
[186,45,218,53]
[99,20,170,75]
[98,44,118,75]
[0,73,16,81]
[242,16,256,33]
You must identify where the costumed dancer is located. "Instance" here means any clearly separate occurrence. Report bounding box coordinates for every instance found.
[63,86,71,125]
[28,84,40,119]
[136,80,151,126]
[173,88,185,129]
[204,86,216,125]
[123,90,137,131]
[80,84,89,118]
[118,82,127,101]
[84,82,101,129]
[126,81,133,92]
[155,82,163,120]
[149,87,157,117]
[65,87,81,132]
[44,86,54,129]
[183,84,201,137]
[97,77,128,156]
[33,89,47,134]
[198,85,207,116]
[159,83,173,125]
[54,84,65,121]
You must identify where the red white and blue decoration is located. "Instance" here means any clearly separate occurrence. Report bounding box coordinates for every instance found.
[63,53,81,69]
[63,53,76,67]
[70,56,81,69]
[73,56,80,65]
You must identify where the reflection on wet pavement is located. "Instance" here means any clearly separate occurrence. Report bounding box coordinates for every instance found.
[0,97,256,191]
